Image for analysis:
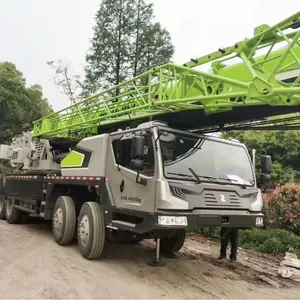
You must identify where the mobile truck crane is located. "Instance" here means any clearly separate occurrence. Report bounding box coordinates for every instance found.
[0,12,299,263]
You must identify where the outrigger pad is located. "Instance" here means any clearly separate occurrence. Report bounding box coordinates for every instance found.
[147,260,165,267]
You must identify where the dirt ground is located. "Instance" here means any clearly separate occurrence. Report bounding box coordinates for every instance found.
[0,219,300,299]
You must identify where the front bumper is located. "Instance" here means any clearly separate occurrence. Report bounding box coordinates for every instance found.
[181,210,264,229]
[122,209,264,234]
[158,210,264,229]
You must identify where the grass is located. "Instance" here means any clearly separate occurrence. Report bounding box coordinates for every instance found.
[239,229,300,258]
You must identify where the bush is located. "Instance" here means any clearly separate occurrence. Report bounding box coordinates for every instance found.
[263,183,300,235]
[240,229,300,257]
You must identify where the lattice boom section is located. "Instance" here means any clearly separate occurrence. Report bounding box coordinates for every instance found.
[33,12,300,139]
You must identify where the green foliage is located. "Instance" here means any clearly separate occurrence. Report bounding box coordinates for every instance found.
[239,228,271,249]
[83,0,174,95]
[223,125,300,184]
[131,20,174,78]
[263,184,300,235]
[240,229,300,257]
[0,62,53,143]
[190,227,220,239]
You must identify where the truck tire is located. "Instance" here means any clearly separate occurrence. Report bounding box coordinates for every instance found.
[0,196,7,220]
[77,202,105,260]
[161,229,186,254]
[52,196,76,245]
[6,199,21,224]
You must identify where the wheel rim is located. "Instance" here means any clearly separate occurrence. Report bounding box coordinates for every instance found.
[53,207,63,236]
[6,199,13,216]
[78,214,90,247]
[0,197,4,212]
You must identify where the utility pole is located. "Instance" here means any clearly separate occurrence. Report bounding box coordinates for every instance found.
[252,149,256,169]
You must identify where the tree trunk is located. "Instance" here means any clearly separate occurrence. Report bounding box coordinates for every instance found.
[115,3,123,98]
[133,0,141,78]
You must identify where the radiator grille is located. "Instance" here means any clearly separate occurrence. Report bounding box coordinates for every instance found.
[203,192,241,207]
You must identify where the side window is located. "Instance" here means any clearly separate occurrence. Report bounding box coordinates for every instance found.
[112,135,155,176]
[112,138,132,169]
[143,136,155,175]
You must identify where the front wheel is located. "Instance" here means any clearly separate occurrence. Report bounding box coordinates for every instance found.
[161,229,186,254]
[0,196,6,220]
[77,202,105,260]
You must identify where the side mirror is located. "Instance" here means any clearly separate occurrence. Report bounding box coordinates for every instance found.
[130,136,145,172]
[261,155,272,174]
[261,155,272,184]
[131,136,145,159]
[261,173,271,184]
[130,158,144,171]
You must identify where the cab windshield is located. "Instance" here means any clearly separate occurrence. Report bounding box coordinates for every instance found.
[159,131,255,187]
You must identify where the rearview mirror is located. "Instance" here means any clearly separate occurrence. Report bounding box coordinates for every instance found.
[261,155,272,174]
[131,136,145,159]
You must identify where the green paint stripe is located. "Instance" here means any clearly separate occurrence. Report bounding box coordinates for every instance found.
[61,151,84,168]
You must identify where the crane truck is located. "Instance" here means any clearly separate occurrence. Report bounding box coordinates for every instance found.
[0,11,300,263]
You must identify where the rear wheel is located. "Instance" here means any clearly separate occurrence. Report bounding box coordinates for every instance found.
[6,199,21,224]
[161,229,186,254]
[77,202,105,260]
[52,196,76,245]
[0,196,7,220]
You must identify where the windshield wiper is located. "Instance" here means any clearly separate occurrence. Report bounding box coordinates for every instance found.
[167,171,222,184]
[167,172,196,180]
[188,168,222,184]
[188,168,201,183]
[216,177,248,188]
[167,171,250,187]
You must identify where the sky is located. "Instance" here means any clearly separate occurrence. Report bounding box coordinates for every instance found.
[0,0,298,111]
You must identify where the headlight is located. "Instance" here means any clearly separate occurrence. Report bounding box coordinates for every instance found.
[250,189,263,212]
[158,216,188,226]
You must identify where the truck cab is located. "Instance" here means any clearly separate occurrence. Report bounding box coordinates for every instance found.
[110,122,267,229]
[60,121,271,241]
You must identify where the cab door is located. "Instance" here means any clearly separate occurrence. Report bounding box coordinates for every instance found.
[105,131,157,213]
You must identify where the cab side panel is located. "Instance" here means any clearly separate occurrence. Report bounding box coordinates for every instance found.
[105,134,157,213]
[61,134,109,177]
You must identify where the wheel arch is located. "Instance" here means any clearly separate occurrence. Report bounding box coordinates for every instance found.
[45,183,99,219]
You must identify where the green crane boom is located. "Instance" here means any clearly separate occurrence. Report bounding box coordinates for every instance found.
[33,11,300,140]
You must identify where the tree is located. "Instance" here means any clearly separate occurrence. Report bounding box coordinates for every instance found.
[47,60,83,104]
[132,21,174,78]
[222,125,300,184]
[83,0,133,96]
[0,62,53,144]
[129,1,173,77]
[83,0,174,96]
